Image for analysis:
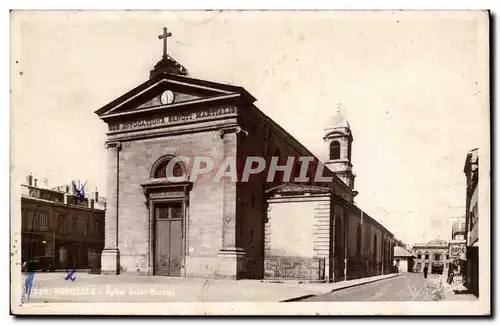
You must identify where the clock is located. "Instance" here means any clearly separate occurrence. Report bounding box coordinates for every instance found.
[160,90,175,105]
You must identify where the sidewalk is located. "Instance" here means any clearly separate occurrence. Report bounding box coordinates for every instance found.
[22,272,401,303]
[443,282,478,301]
[425,275,478,301]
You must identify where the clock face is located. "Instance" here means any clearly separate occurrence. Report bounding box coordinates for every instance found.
[160,90,175,105]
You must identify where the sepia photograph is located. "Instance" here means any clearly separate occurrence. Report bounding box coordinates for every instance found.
[9,10,490,315]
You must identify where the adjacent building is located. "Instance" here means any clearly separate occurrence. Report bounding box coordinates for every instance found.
[464,148,479,296]
[393,246,414,273]
[94,29,395,281]
[412,239,450,274]
[451,217,467,241]
[448,217,467,280]
[21,175,106,269]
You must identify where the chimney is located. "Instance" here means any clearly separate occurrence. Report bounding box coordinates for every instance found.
[88,198,95,209]
[94,188,99,203]
[64,192,68,204]
[65,185,69,193]
[34,178,38,187]
[27,174,33,186]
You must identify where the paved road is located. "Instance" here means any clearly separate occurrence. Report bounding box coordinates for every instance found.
[305,273,440,301]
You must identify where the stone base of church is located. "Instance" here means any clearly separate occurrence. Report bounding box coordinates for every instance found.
[101,248,120,275]
[183,250,246,279]
[215,247,247,279]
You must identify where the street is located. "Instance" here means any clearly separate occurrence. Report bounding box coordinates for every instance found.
[18,271,475,303]
[305,273,440,301]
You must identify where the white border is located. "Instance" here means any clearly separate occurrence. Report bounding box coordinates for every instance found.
[4,1,497,321]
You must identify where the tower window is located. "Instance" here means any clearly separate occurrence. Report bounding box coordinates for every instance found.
[329,141,341,160]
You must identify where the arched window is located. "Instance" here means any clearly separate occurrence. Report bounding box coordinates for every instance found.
[292,160,301,183]
[329,141,341,160]
[272,149,283,183]
[356,224,362,255]
[152,156,186,179]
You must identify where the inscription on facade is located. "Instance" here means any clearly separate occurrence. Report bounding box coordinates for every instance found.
[150,191,185,199]
[109,107,237,132]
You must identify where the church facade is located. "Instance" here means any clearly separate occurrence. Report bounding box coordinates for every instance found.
[95,30,394,281]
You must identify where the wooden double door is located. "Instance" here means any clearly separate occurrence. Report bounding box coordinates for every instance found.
[154,201,184,276]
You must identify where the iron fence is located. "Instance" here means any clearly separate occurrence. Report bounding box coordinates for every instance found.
[263,256,325,281]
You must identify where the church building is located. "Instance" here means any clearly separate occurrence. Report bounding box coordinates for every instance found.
[95,28,394,281]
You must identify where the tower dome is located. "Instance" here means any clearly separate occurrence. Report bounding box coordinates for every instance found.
[326,103,350,130]
[323,103,356,193]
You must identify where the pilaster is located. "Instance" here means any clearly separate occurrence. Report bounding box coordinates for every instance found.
[217,126,247,278]
[101,141,122,275]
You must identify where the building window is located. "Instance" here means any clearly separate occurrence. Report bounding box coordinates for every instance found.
[95,220,100,236]
[72,217,78,234]
[84,220,90,236]
[58,215,65,233]
[307,169,313,185]
[417,254,422,259]
[272,149,284,183]
[292,161,301,182]
[27,211,34,229]
[469,210,475,231]
[153,157,185,179]
[329,141,341,160]
[356,224,362,255]
[274,149,281,162]
[39,212,48,230]
[446,254,449,259]
[424,254,429,260]
[434,254,441,261]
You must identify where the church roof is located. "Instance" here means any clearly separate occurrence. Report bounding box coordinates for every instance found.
[326,103,350,129]
[394,246,414,258]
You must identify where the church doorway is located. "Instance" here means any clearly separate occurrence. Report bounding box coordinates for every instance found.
[154,201,184,276]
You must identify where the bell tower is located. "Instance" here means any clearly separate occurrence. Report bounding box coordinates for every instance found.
[324,104,356,193]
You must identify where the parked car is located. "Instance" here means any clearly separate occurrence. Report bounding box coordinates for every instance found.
[431,262,444,275]
[22,256,55,272]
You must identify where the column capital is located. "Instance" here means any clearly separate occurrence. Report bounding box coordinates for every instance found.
[219,126,248,139]
[106,141,122,151]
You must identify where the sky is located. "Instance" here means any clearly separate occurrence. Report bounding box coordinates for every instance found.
[11,10,489,245]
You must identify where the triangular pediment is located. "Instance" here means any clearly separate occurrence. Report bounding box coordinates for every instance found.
[95,72,255,119]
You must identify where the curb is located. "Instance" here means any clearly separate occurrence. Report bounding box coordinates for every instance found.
[280,273,403,302]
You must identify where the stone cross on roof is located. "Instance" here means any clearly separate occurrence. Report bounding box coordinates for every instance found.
[158,27,173,59]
